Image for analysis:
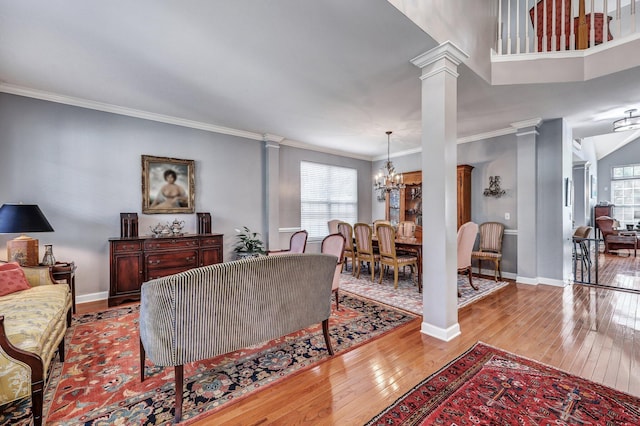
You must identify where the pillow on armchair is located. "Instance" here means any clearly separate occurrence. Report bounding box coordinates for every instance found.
[0,262,31,296]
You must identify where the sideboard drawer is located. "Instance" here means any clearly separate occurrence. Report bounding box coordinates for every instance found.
[112,241,142,252]
[146,250,198,270]
[147,266,193,281]
[144,238,199,251]
[200,236,222,247]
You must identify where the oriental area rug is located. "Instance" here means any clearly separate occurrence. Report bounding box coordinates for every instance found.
[367,342,640,425]
[340,269,510,315]
[1,293,416,425]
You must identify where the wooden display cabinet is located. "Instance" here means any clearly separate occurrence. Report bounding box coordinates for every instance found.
[108,233,223,306]
[385,165,473,229]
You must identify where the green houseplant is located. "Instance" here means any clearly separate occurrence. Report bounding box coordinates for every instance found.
[233,226,266,259]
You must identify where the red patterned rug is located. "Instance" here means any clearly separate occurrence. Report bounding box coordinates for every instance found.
[0,293,416,425]
[367,342,640,425]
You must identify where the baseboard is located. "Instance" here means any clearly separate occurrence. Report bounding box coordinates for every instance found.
[477,268,516,281]
[514,276,567,287]
[421,321,461,342]
[76,291,108,305]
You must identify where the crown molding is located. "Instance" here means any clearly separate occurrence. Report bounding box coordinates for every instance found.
[456,127,516,144]
[0,83,267,142]
[279,138,373,161]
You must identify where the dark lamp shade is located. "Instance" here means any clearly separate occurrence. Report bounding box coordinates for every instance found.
[0,204,54,233]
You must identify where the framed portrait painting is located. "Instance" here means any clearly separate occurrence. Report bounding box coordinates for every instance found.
[142,155,195,214]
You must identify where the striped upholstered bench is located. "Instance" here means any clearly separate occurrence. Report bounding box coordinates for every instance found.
[138,253,337,423]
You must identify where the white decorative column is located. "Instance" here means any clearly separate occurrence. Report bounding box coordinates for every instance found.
[512,119,541,284]
[264,136,281,249]
[411,41,468,341]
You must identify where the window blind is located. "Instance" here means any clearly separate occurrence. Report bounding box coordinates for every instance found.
[300,161,358,239]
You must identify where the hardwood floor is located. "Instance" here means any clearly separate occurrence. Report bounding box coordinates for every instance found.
[76,254,640,425]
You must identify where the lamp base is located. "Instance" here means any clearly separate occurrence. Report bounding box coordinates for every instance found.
[7,235,39,266]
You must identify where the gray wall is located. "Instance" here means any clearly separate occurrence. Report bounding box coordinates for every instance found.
[0,93,370,300]
[597,136,640,213]
[277,145,372,251]
[372,135,519,275]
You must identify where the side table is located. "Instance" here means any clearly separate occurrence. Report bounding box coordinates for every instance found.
[51,261,77,314]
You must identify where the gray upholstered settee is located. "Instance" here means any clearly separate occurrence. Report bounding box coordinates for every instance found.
[138,253,338,423]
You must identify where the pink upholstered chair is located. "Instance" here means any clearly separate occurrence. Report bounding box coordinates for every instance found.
[268,230,308,255]
[321,233,346,310]
[327,219,341,235]
[457,221,479,297]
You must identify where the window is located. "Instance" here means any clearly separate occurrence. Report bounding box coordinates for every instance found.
[611,165,640,226]
[300,161,358,239]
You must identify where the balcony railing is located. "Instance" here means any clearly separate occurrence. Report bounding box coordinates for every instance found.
[497,0,639,55]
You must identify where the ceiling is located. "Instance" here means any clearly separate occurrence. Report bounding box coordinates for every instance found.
[1,0,639,160]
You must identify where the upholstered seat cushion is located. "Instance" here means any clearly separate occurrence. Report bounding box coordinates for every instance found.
[0,284,71,404]
[471,251,502,259]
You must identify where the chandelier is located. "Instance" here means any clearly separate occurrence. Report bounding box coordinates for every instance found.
[374,131,405,194]
[613,109,640,132]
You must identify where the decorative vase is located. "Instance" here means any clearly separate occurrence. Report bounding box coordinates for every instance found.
[42,244,56,266]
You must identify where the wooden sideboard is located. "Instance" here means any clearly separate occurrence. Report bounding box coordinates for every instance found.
[108,233,223,306]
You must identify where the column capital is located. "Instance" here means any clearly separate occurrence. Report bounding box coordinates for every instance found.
[511,118,542,131]
[410,40,469,71]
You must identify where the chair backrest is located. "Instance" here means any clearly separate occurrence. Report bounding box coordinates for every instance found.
[289,230,308,253]
[337,222,354,251]
[397,221,416,239]
[376,223,397,260]
[478,222,505,253]
[372,220,391,236]
[457,221,479,270]
[573,226,592,240]
[595,216,616,238]
[354,223,374,255]
[321,233,346,291]
[327,219,341,235]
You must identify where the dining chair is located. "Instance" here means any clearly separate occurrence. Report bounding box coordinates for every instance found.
[321,233,346,310]
[458,221,479,297]
[572,226,593,275]
[372,220,391,237]
[353,223,380,281]
[471,222,505,281]
[337,222,356,275]
[327,219,341,235]
[376,223,418,290]
[268,230,308,255]
[396,221,416,239]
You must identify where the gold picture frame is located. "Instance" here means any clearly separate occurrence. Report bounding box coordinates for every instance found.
[142,155,195,214]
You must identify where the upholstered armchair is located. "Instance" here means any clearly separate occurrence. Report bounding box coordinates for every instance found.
[595,216,635,255]
[337,222,356,275]
[471,222,505,281]
[321,233,346,310]
[457,221,479,297]
[268,230,308,255]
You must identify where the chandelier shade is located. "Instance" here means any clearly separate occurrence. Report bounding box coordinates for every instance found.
[374,131,405,194]
[613,109,640,132]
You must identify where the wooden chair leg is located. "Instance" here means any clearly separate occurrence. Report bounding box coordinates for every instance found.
[468,266,478,290]
[322,318,334,355]
[394,266,399,289]
[139,338,146,382]
[334,289,340,311]
[493,259,499,281]
[174,365,184,423]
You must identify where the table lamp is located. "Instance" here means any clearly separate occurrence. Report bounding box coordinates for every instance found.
[0,203,54,266]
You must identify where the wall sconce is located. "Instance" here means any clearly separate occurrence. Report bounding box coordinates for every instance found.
[483,176,506,198]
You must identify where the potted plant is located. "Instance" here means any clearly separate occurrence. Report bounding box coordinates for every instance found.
[233,226,266,259]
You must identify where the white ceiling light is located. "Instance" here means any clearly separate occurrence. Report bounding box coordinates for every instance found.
[613,109,640,132]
